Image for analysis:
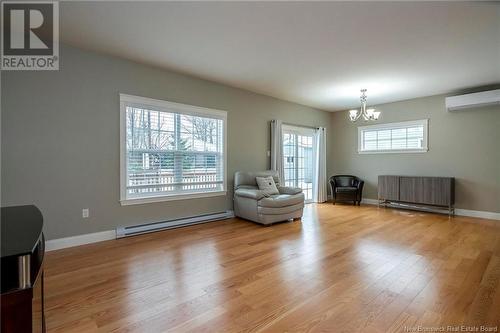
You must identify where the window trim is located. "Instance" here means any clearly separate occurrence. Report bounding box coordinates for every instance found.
[119,93,227,205]
[357,119,429,154]
[282,124,316,136]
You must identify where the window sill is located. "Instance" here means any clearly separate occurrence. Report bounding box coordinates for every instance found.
[120,190,227,206]
[358,148,428,154]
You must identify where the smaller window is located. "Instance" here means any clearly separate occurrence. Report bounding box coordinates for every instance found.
[358,119,428,154]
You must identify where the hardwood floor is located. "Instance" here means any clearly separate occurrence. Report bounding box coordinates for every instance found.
[44,204,500,333]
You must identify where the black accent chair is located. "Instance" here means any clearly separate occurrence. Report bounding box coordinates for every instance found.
[329,175,364,205]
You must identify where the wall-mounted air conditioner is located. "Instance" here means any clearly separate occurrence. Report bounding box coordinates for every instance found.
[445,89,500,111]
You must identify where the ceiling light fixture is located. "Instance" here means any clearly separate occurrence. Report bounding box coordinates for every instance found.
[348,89,380,122]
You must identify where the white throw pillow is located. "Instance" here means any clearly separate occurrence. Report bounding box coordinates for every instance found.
[256,176,279,196]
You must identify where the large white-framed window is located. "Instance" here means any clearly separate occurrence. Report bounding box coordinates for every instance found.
[120,94,227,205]
[358,119,428,154]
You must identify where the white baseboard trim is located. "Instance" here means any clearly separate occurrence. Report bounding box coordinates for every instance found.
[46,230,116,252]
[454,209,500,221]
[116,210,234,238]
[360,197,500,220]
[46,211,235,251]
[361,198,379,205]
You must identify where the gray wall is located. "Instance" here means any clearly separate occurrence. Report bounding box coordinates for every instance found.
[329,95,500,213]
[1,45,332,240]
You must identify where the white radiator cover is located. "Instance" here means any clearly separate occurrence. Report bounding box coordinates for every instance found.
[116,211,234,238]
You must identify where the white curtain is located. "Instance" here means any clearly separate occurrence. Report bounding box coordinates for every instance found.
[313,127,327,203]
[270,119,285,183]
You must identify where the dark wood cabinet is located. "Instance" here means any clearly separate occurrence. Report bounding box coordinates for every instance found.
[1,205,45,333]
[378,176,454,215]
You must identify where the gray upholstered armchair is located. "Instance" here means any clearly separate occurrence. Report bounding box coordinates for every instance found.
[233,170,305,225]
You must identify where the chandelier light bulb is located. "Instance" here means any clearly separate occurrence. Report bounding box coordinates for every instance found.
[349,110,359,121]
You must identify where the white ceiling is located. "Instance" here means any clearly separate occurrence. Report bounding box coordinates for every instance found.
[60,1,500,111]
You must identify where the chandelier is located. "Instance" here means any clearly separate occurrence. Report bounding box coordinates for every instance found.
[348,89,381,122]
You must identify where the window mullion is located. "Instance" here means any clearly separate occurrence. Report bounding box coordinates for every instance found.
[293,134,299,187]
[174,113,183,190]
[216,120,221,181]
[390,129,393,150]
[147,109,152,148]
[405,127,408,149]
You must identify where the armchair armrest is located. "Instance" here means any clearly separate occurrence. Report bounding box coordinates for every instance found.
[234,188,266,200]
[277,186,303,195]
[355,180,364,202]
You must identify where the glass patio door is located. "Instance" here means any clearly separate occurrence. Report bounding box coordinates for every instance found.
[282,125,315,202]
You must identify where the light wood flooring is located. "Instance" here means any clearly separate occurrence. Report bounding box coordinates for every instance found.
[44,204,500,332]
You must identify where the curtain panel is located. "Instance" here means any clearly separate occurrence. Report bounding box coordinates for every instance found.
[313,127,327,203]
[270,119,285,183]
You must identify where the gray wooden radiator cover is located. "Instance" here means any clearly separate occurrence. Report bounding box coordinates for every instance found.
[378,175,455,207]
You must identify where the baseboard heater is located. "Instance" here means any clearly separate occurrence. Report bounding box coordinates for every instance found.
[380,201,454,216]
[116,210,234,238]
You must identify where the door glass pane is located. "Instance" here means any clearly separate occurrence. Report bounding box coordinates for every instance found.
[298,134,313,201]
[283,133,296,187]
[282,128,314,202]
